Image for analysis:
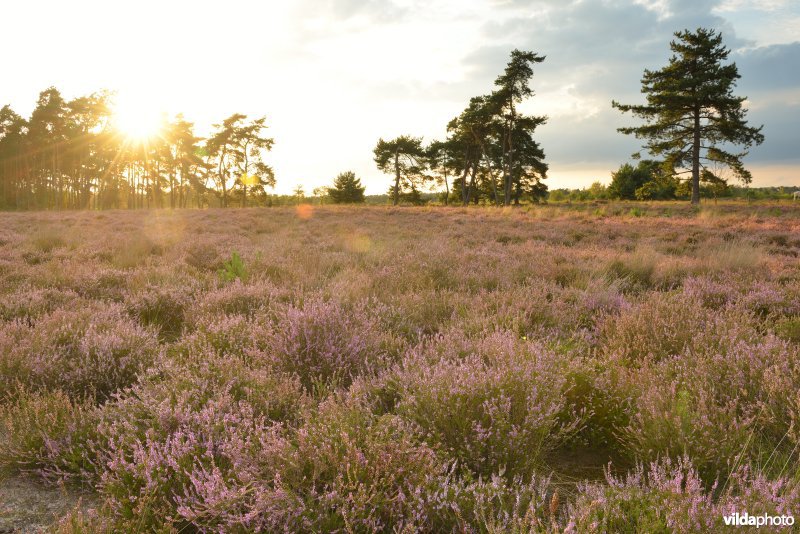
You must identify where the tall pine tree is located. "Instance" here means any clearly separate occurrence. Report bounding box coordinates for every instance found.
[613,28,764,204]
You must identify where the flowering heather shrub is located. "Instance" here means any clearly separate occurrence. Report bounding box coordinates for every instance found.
[739,280,800,318]
[259,297,389,391]
[568,457,800,533]
[682,275,741,309]
[0,387,99,482]
[185,279,291,326]
[394,331,583,479]
[459,472,560,533]
[599,293,760,364]
[124,284,191,341]
[619,335,800,478]
[282,397,454,531]
[0,303,159,401]
[0,286,81,322]
[98,390,285,531]
[100,351,308,446]
[68,267,129,302]
[174,313,268,360]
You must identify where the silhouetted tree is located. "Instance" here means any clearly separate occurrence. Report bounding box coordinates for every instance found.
[373,136,427,206]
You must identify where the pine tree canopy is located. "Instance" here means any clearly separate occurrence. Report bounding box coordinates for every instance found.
[612,27,764,204]
[329,171,365,203]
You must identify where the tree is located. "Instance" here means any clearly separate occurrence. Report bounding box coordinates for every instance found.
[206,114,274,207]
[328,171,365,204]
[613,28,764,205]
[373,135,427,206]
[425,140,455,206]
[609,162,654,200]
[0,105,27,209]
[491,49,547,205]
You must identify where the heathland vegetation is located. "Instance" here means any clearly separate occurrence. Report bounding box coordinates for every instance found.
[0,204,799,531]
[0,25,798,532]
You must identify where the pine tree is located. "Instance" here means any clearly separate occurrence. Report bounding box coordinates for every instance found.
[328,171,365,204]
[373,136,427,206]
[613,28,764,204]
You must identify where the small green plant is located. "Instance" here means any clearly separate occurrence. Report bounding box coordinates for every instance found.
[629,207,644,217]
[218,251,248,282]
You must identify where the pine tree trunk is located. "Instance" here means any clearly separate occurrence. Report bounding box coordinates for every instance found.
[443,168,449,206]
[460,156,469,206]
[393,151,400,206]
[691,106,701,205]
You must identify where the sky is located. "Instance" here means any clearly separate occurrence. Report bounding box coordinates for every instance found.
[2,0,799,194]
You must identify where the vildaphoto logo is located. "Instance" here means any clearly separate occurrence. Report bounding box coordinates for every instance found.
[723,512,795,528]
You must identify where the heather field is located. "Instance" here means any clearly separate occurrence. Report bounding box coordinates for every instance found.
[1,202,800,532]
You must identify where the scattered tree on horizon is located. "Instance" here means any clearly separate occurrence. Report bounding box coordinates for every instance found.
[613,28,764,205]
[328,171,366,204]
[206,114,275,208]
[491,49,548,206]
[608,160,680,200]
[373,136,427,206]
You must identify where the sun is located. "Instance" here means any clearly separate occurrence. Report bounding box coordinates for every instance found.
[112,94,165,142]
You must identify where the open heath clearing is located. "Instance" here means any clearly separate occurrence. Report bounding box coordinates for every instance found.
[1,202,799,532]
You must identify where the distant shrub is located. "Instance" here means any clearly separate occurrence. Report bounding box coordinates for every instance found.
[184,241,223,271]
[186,279,289,326]
[110,233,161,269]
[605,254,656,292]
[701,240,764,273]
[0,304,160,402]
[775,316,800,343]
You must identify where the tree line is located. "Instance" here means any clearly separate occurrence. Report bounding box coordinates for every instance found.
[0,28,764,210]
[374,49,548,207]
[0,89,274,210]
[374,28,763,207]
